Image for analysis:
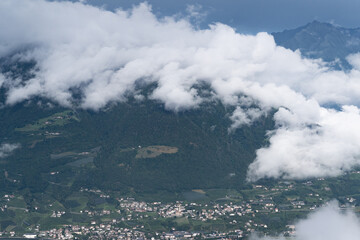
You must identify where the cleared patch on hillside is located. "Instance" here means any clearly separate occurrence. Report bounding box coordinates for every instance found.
[15,110,79,132]
[135,145,178,159]
[50,151,77,160]
[192,189,206,194]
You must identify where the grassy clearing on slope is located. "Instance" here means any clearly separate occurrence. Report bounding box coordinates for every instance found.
[135,145,178,159]
[15,110,79,132]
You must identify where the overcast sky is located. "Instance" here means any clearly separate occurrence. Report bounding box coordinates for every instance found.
[75,0,360,33]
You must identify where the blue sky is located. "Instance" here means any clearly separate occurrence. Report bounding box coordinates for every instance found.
[78,0,360,33]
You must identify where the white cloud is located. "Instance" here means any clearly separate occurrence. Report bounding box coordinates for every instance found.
[229,106,266,129]
[2,0,360,180]
[0,143,20,158]
[248,105,360,181]
[0,73,5,88]
[0,0,323,111]
[185,4,207,27]
[251,201,360,240]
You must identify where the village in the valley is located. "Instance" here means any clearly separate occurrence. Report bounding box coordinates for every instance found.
[1,171,359,239]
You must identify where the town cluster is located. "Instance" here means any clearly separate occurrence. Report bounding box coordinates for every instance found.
[1,175,359,239]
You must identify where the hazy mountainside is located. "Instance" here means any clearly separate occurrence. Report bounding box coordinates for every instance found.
[1,20,360,200]
[0,52,275,197]
[0,98,273,195]
[272,21,360,69]
[0,54,276,198]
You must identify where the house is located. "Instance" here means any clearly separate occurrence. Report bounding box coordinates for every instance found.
[23,233,37,239]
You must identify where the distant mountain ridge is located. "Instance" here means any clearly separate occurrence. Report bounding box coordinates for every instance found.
[272,21,360,69]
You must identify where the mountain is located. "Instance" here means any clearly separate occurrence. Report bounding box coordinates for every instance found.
[2,21,360,201]
[0,90,274,198]
[272,21,360,69]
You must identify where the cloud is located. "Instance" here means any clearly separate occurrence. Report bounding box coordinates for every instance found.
[251,201,360,240]
[2,0,360,180]
[0,143,20,158]
[229,106,266,130]
[0,0,322,111]
[247,105,360,181]
[185,4,208,27]
[0,73,5,88]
